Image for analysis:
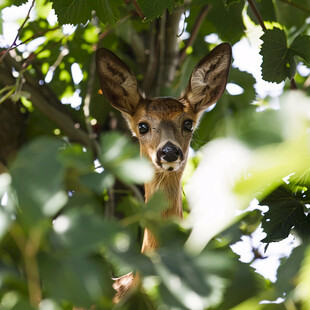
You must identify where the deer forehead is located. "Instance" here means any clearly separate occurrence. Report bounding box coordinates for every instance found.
[133,98,196,122]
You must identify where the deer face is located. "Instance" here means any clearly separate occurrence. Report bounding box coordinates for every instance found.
[127,97,198,172]
[96,44,232,173]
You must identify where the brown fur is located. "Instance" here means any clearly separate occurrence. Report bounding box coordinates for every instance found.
[96,43,232,302]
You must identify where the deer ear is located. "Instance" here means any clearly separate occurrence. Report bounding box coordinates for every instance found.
[96,48,142,115]
[181,43,232,113]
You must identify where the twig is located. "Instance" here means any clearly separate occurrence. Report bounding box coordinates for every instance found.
[277,0,310,14]
[46,44,69,80]
[98,12,134,44]
[0,0,36,64]
[247,0,266,31]
[13,27,60,50]
[131,0,145,19]
[179,4,211,64]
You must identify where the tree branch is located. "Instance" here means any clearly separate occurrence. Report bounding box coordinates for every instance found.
[179,4,211,64]
[0,0,36,64]
[156,11,167,96]
[141,21,157,95]
[0,56,98,154]
[12,27,60,50]
[163,7,184,86]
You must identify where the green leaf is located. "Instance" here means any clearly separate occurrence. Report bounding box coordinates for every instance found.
[80,171,115,194]
[290,35,310,64]
[13,0,29,6]
[274,0,310,29]
[276,244,308,297]
[52,208,122,255]
[260,28,295,83]
[51,0,92,25]
[10,138,67,227]
[51,0,122,25]
[95,0,120,26]
[153,248,225,309]
[38,253,113,307]
[100,132,153,184]
[59,143,93,173]
[259,185,309,243]
[260,29,310,83]
[137,0,176,21]
[100,132,139,163]
[247,0,276,24]
[207,0,245,44]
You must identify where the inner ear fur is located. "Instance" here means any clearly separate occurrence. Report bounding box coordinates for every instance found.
[181,43,232,113]
[96,48,142,115]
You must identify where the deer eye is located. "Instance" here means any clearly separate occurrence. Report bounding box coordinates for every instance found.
[183,120,193,132]
[138,122,149,134]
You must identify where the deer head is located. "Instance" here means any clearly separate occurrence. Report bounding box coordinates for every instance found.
[96,44,231,175]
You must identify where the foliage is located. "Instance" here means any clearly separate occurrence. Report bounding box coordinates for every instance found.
[0,0,310,309]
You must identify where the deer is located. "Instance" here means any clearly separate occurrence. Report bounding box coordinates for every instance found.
[96,43,232,302]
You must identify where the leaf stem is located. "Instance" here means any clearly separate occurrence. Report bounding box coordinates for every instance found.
[131,0,145,19]
[247,0,266,31]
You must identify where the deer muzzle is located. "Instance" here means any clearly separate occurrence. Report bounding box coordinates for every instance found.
[156,142,183,171]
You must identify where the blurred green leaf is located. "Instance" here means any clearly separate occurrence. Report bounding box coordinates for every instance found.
[100,132,153,184]
[276,244,308,297]
[153,248,226,309]
[59,143,93,173]
[38,252,113,308]
[52,208,121,255]
[295,246,310,308]
[210,252,265,310]
[274,0,310,29]
[80,171,115,194]
[39,299,62,310]
[10,138,67,227]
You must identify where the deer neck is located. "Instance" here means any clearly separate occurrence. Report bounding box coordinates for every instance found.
[141,170,183,253]
[145,170,183,217]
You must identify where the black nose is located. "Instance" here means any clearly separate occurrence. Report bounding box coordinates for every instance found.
[157,142,182,163]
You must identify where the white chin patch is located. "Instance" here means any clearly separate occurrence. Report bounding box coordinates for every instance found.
[161,162,181,171]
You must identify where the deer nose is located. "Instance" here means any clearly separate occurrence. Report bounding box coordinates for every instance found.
[157,142,182,163]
